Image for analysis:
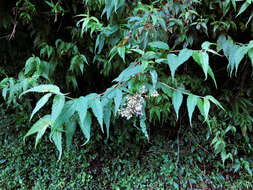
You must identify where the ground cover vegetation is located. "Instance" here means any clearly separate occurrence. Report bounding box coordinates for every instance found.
[0,0,253,189]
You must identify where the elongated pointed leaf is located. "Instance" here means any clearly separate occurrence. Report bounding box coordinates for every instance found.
[51,129,62,161]
[103,102,112,139]
[79,111,92,145]
[113,63,142,82]
[117,46,125,62]
[192,51,209,80]
[203,98,210,121]
[197,98,205,117]
[86,93,104,132]
[113,89,122,115]
[20,84,63,98]
[75,96,88,129]
[140,117,149,140]
[65,119,77,151]
[24,115,51,148]
[148,41,169,50]
[30,93,52,121]
[172,90,183,120]
[187,94,198,126]
[150,69,158,88]
[206,95,224,110]
[51,95,65,123]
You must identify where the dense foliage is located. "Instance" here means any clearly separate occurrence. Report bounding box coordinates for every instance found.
[0,0,253,187]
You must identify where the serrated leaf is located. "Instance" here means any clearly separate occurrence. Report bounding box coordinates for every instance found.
[51,129,62,161]
[187,94,198,126]
[65,119,76,151]
[203,98,210,121]
[86,93,104,132]
[30,93,52,121]
[79,111,91,145]
[51,95,65,123]
[20,84,63,98]
[172,90,183,120]
[148,41,169,50]
[24,115,51,148]
[75,96,88,130]
[113,89,122,115]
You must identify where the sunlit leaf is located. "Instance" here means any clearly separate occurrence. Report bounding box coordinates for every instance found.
[51,95,65,123]
[148,41,169,50]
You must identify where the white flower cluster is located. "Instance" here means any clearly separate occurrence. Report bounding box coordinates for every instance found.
[150,90,159,97]
[118,94,144,120]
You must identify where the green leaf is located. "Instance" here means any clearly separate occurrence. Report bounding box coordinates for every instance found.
[187,94,198,126]
[51,129,62,161]
[203,98,210,121]
[150,69,158,89]
[51,95,65,123]
[140,117,149,140]
[75,96,88,130]
[167,49,192,80]
[172,90,183,120]
[148,41,169,50]
[24,115,51,147]
[79,111,92,145]
[65,119,76,151]
[248,48,253,66]
[86,93,104,132]
[236,1,251,17]
[113,63,142,82]
[192,51,209,80]
[206,95,224,110]
[113,89,122,115]
[30,93,52,121]
[103,101,112,139]
[20,84,63,98]
[117,46,125,62]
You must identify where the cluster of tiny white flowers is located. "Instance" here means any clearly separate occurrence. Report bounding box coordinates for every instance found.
[118,94,144,120]
[150,90,159,97]
[140,85,148,94]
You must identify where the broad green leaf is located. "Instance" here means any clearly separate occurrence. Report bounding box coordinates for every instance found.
[51,129,62,161]
[51,95,65,123]
[206,95,224,110]
[20,84,63,98]
[117,46,125,62]
[203,98,210,121]
[192,51,209,80]
[30,93,52,121]
[167,49,192,80]
[150,69,158,88]
[24,115,51,147]
[140,117,149,140]
[207,66,217,88]
[86,93,104,132]
[172,90,183,120]
[187,94,198,126]
[113,63,142,82]
[65,119,77,151]
[148,41,169,50]
[79,111,92,145]
[197,98,205,117]
[113,89,122,115]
